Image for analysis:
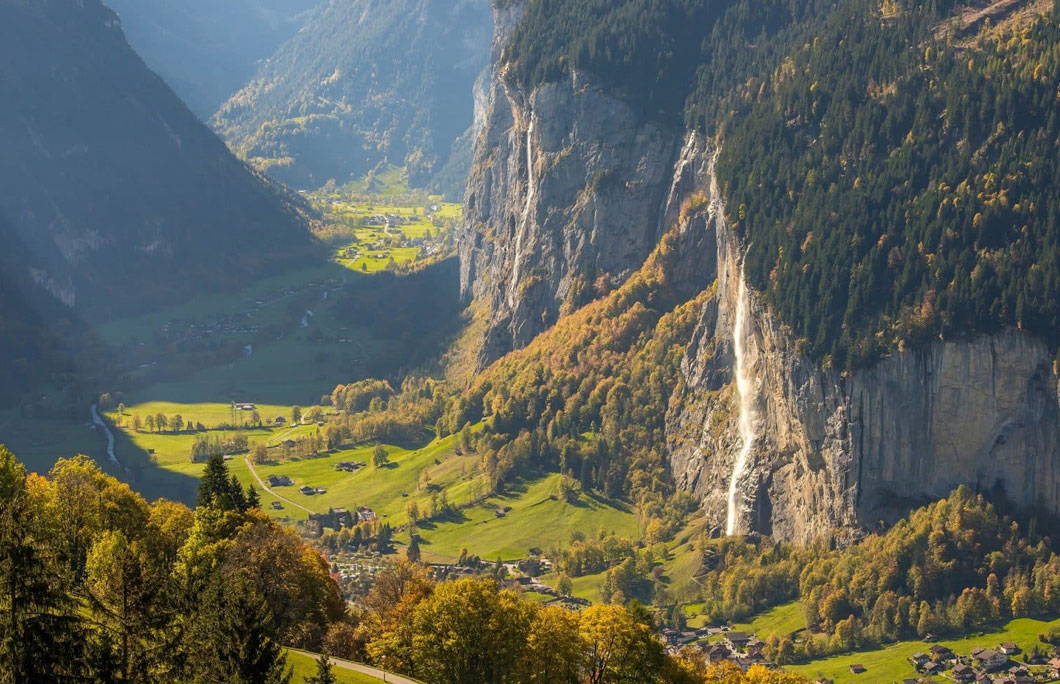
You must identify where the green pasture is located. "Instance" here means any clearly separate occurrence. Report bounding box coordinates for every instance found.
[415,474,640,560]
[790,617,1060,684]
[285,650,385,684]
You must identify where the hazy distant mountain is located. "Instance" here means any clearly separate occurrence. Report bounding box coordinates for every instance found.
[212,0,492,193]
[0,0,315,318]
[104,0,321,118]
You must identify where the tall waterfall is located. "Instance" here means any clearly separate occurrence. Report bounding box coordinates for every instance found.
[508,118,535,307]
[726,273,758,535]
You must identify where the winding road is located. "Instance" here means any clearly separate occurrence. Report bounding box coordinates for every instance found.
[288,650,421,684]
[243,455,314,514]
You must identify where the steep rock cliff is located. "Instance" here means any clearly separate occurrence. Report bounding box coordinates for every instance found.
[459,2,680,367]
[668,144,1060,544]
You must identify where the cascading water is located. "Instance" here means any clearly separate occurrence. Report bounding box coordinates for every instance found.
[508,118,535,307]
[726,273,758,535]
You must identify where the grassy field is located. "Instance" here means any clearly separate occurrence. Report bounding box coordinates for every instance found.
[414,473,640,560]
[93,369,643,561]
[285,650,384,684]
[0,415,109,477]
[684,600,806,637]
[789,617,1060,684]
[97,263,344,348]
[661,517,710,607]
[94,257,376,409]
[727,602,805,638]
[545,569,609,604]
[308,166,459,274]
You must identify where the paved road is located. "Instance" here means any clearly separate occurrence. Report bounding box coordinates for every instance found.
[289,650,420,684]
[244,455,314,514]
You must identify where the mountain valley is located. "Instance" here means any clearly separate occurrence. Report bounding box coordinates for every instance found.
[3,0,1060,682]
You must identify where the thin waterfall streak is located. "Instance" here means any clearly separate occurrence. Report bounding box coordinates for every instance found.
[726,273,757,535]
[508,118,534,307]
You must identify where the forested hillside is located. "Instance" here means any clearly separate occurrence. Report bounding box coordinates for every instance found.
[500,0,1060,370]
[213,0,491,193]
[0,0,315,317]
[719,0,1060,368]
[104,0,320,117]
[0,447,345,681]
[690,487,1060,662]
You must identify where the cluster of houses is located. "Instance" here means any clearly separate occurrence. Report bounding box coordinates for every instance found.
[306,506,378,536]
[308,506,378,530]
[361,213,419,228]
[300,485,328,495]
[896,641,1060,684]
[657,629,768,672]
[332,555,388,595]
[309,508,355,530]
[335,460,365,472]
[701,631,767,671]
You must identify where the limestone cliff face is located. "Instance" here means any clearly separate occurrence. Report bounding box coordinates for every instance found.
[668,150,1060,544]
[459,2,679,367]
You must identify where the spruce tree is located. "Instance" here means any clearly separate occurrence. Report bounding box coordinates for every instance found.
[246,485,261,509]
[229,474,248,512]
[305,654,336,684]
[197,454,232,509]
[192,577,291,684]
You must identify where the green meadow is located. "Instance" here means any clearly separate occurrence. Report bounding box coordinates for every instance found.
[413,474,639,560]
[285,650,385,684]
[790,617,1060,684]
[103,400,641,562]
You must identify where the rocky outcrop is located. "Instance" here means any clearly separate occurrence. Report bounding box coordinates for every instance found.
[668,150,1060,544]
[459,2,680,367]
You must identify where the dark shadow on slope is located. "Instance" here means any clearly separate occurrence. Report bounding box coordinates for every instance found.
[332,257,464,380]
[110,424,200,506]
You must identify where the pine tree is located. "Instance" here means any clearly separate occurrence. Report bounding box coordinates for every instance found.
[197,454,232,509]
[197,455,249,512]
[247,485,261,509]
[304,654,336,684]
[407,536,421,564]
[230,475,248,512]
[192,577,291,684]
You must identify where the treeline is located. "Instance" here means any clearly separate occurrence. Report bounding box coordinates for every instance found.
[503,0,835,126]
[329,560,812,684]
[691,487,1060,662]
[191,432,249,462]
[502,0,720,122]
[0,447,346,682]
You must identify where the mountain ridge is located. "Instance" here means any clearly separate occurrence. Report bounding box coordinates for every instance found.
[212,0,492,194]
[0,0,316,318]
